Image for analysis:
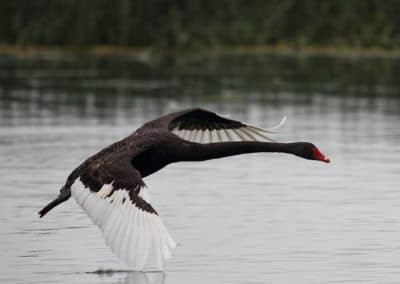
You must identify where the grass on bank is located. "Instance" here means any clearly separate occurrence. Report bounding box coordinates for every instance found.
[2,43,400,60]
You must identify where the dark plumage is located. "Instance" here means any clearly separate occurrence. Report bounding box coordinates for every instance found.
[38,108,330,271]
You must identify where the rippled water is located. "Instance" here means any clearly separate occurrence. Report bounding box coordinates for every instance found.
[1,53,400,283]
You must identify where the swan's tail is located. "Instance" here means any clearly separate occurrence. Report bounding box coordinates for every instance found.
[38,186,71,218]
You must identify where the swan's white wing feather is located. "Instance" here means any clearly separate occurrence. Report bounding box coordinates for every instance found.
[71,179,176,271]
[168,109,285,144]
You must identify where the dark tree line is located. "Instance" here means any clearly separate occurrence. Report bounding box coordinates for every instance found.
[2,0,400,49]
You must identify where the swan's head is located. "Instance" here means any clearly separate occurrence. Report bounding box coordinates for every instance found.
[293,142,330,163]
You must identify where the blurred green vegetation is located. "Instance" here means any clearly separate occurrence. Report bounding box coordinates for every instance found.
[2,0,400,49]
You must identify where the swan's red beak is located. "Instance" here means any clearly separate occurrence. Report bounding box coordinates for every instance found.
[311,146,330,163]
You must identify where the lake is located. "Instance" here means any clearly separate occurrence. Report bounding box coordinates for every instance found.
[1,52,400,284]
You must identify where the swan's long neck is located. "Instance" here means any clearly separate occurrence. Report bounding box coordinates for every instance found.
[178,141,299,162]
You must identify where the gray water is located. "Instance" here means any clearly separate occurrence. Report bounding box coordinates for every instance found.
[1,53,400,283]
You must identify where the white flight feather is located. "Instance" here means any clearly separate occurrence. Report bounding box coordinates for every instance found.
[70,179,176,271]
[170,115,286,144]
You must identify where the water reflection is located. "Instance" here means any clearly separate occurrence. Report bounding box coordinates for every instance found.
[2,53,400,96]
[121,272,164,284]
[1,53,400,129]
[89,270,165,284]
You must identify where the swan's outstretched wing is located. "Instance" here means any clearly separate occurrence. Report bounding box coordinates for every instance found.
[141,108,285,144]
[71,154,176,271]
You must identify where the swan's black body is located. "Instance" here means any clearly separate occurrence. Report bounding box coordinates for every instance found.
[38,108,330,270]
[39,108,329,218]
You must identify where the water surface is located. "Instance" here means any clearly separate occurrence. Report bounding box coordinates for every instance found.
[1,53,400,283]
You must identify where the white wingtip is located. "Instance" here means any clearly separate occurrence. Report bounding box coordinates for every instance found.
[247,115,286,135]
[267,115,286,131]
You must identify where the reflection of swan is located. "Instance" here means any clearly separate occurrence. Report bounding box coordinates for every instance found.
[123,272,165,284]
[90,270,165,284]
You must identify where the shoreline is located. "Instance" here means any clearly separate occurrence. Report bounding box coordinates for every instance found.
[1,44,400,59]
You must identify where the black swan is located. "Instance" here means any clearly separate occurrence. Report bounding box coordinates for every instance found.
[38,108,329,271]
